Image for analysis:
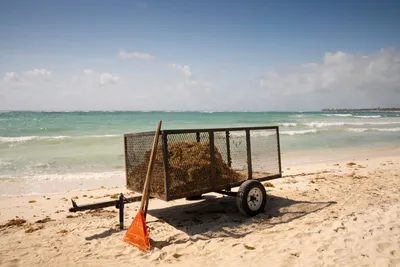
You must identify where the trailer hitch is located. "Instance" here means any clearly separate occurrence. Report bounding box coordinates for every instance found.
[69,193,151,230]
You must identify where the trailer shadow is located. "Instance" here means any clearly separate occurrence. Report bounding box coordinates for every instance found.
[148,194,336,240]
[85,228,120,241]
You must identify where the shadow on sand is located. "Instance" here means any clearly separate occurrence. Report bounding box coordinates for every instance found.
[84,194,335,245]
[85,228,120,241]
[147,194,336,247]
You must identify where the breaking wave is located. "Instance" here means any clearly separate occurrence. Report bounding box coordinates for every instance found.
[347,128,400,132]
[281,123,298,127]
[281,129,318,135]
[354,115,381,118]
[0,135,120,143]
[305,121,400,128]
[323,114,352,117]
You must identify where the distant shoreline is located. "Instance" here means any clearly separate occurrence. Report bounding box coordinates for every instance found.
[322,108,400,113]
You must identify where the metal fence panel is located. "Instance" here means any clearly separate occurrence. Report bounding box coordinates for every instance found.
[165,132,212,199]
[250,129,281,179]
[124,126,281,201]
[125,132,165,199]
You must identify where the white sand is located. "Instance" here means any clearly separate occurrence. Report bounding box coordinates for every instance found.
[0,152,400,267]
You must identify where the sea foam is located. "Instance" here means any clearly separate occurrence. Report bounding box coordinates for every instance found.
[305,121,400,128]
[354,115,381,118]
[323,114,352,117]
[0,135,120,143]
[347,127,400,132]
[281,129,318,135]
[281,123,298,127]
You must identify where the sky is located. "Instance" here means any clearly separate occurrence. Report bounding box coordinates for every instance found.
[0,0,399,111]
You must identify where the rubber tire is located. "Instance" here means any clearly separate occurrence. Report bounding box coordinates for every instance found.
[236,180,267,216]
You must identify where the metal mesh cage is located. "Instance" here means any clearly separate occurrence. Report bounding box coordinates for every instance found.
[215,130,249,187]
[124,132,165,199]
[228,130,249,173]
[250,129,280,179]
[124,126,281,201]
[165,132,211,199]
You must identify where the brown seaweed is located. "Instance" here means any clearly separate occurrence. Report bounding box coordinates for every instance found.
[127,141,245,196]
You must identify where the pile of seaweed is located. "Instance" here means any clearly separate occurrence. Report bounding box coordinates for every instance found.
[127,142,245,196]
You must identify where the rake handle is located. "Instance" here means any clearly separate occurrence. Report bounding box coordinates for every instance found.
[139,120,162,211]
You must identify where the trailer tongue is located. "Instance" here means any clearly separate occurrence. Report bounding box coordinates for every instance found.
[70,194,149,230]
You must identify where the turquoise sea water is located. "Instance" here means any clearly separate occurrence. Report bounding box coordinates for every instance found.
[1,111,399,195]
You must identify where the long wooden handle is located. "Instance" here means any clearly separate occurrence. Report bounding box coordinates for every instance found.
[139,120,162,210]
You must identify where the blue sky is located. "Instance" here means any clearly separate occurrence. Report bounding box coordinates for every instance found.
[1,0,399,111]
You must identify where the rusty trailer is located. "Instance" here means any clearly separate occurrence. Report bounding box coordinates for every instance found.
[70,126,282,229]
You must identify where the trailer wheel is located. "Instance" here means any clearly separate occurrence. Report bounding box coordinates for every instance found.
[236,180,267,216]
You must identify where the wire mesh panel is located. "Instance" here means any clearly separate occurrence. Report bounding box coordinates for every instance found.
[228,130,249,172]
[165,132,212,199]
[124,132,165,199]
[250,129,281,179]
[213,131,248,188]
[124,126,282,201]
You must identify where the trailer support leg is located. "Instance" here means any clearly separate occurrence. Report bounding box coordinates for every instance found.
[118,193,124,230]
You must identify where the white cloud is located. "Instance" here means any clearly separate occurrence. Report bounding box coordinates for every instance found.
[1,48,398,111]
[100,73,120,85]
[170,64,193,78]
[82,69,120,86]
[167,63,214,97]
[257,48,400,109]
[83,69,95,75]
[259,48,400,95]
[118,49,155,60]
[2,69,52,87]
[2,72,20,83]
[25,68,52,78]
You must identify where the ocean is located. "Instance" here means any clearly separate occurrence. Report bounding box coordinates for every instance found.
[1,111,399,195]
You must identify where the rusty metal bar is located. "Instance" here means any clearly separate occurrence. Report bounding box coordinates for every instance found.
[225,131,232,167]
[209,131,216,188]
[124,131,156,137]
[276,127,282,176]
[69,195,145,212]
[123,136,128,188]
[162,126,278,135]
[162,132,171,201]
[119,194,124,230]
[245,129,252,180]
[165,174,282,201]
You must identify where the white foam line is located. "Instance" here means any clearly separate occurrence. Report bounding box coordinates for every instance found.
[305,121,400,128]
[0,134,121,143]
[323,114,353,117]
[347,127,400,132]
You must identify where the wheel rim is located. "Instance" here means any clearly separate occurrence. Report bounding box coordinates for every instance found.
[247,187,263,211]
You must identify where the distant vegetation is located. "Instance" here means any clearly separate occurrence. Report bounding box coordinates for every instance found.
[322,108,400,112]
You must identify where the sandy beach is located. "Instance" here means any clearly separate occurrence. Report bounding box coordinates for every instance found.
[2,0,399,265]
[0,149,399,267]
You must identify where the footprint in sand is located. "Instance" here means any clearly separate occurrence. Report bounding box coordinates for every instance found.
[376,242,392,253]
[114,253,124,259]
[333,249,345,255]
[344,238,355,247]
[4,259,19,267]
[317,244,329,252]
[333,255,358,266]
[149,252,167,262]
[389,259,400,267]
[390,250,400,257]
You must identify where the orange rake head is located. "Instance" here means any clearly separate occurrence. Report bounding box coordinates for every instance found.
[123,209,151,251]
